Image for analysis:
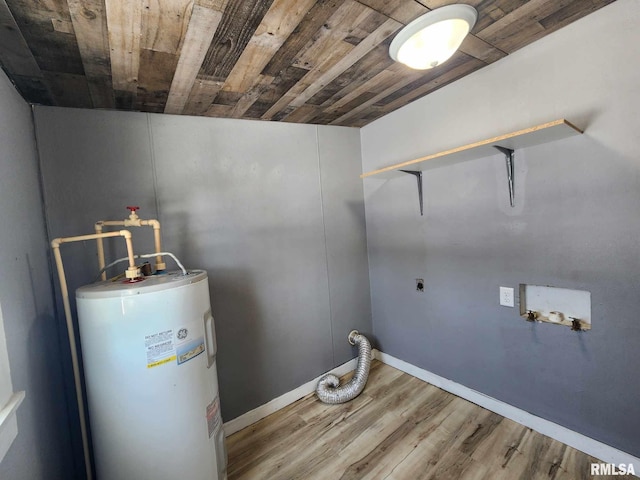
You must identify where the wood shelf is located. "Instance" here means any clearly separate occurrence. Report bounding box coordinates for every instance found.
[360,119,584,179]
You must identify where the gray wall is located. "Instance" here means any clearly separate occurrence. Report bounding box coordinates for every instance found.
[34,108,371,429]
[0,72,75,477]
[361,0,640,457]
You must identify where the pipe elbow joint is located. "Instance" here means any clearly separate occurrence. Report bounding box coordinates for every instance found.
[148,219,161,229]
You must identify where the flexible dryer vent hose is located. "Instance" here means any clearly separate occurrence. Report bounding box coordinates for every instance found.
[316,330,371,404]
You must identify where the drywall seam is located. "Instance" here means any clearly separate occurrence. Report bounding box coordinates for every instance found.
[375,350,640,467]
[31,106,81,479]
[315,125,335,366]
[145,113,162,222]
[358,133,375,343]
[222,356,358,437]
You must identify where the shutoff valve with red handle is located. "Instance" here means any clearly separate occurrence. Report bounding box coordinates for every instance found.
[126,206,140,221]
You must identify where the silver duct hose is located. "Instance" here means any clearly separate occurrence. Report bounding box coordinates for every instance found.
[316,330,371,404]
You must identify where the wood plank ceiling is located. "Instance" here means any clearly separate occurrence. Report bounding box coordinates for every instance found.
[0,0,615,127]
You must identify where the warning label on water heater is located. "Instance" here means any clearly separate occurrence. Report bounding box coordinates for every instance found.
[145,324,205,368]
[145,329,177,368]
[206,396,221,438]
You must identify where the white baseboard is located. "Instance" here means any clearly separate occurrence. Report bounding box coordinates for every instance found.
[222,349,639,468]
[0,391,25,463]
[223,357,358,437]
[373,350,640,467]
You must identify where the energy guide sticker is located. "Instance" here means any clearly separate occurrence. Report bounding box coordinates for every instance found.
[145,329,176,368]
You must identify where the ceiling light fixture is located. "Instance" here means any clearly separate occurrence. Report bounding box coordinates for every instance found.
[389,4,478,70]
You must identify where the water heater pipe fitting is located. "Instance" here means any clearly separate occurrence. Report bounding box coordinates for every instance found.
[95,209,166,279]
[316,330,371,404]
[95,252,188,281]
[51,229,139,480]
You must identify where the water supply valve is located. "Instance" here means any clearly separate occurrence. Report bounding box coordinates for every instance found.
[570,317,583,331]
[126,206,140,221]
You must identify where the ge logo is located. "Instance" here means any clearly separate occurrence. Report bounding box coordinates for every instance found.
[177,328,188,340]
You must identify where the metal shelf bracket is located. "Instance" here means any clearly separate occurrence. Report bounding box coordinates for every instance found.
[399,170,423,216]
[494,146,515,207]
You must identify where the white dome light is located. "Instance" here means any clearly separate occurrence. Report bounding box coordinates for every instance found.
[389,5,478,70]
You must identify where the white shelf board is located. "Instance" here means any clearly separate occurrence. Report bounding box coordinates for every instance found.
[361,119,583,179]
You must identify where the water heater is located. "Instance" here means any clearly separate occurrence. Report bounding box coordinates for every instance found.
[76,270,226,480]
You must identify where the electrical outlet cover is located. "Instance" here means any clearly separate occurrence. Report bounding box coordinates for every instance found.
[500,287,515,307]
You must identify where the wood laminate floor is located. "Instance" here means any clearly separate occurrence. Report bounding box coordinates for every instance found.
[227,361,636,480]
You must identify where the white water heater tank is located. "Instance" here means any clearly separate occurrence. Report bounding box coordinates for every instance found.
[76,270,226,480]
